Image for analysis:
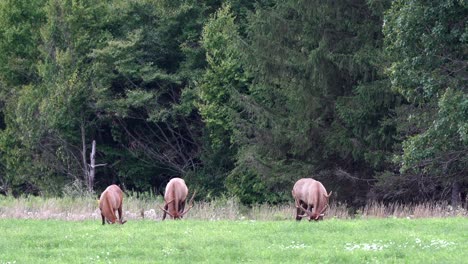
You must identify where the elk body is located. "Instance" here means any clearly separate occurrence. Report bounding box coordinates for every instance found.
[99,184,126,225]
[292,178,332,221]
[159,178,195,220]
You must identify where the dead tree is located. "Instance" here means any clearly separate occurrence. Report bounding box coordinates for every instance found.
[83,139,106,192]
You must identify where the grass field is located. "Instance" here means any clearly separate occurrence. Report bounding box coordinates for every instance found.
[0,218,466,263]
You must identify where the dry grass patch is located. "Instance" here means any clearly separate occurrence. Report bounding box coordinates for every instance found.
[0,195,466,221]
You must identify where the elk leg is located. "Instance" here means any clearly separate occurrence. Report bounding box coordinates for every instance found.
[162,204,168,220]
[101,213,105,225]
[295,200,306,221]
[118,206,123,223]
[296,207,303,221]
[179,201,186,218]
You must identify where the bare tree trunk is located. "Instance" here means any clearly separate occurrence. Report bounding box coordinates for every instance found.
[451,181,461,208]
[89,140,96,192]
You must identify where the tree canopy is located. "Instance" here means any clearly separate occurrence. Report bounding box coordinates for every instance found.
[0,0,466,206]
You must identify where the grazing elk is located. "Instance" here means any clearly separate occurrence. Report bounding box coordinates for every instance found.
[99,184,127,225]
[292,178,332,221]
[159,178,196,220]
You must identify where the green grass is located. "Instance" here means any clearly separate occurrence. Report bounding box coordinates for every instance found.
[0,218,466,263]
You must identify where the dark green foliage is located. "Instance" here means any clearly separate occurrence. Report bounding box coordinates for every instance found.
[90,0,208,180]
[0,0,212,195]
[0,0,48,195]
[381,0,467,203]
[202,0,397,204]
[0,0,46,87]
[0,0,465,206]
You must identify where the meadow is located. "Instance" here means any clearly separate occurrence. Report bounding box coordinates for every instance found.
[0,218,467,263]
[0,196,467,263]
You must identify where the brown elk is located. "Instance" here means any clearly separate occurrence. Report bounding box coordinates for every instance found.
[159,178,196,220]
[99,184,127,225]
[292,178,332,221]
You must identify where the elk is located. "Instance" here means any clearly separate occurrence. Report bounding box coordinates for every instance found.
[159,178,196,220]
[292,178,332,221]
[98,184,127,225]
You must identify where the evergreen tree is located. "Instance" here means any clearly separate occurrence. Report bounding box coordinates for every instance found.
[90,0,209,191]
[196,0,398,204]
[0,0,47,195]
[0,0,217,195]
[197,4,254,200]
[211,0,396,204]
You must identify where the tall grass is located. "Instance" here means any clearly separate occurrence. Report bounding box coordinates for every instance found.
[0,195,466,221]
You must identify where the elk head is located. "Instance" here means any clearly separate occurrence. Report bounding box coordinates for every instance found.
[159,190,196,220]
[296,191,332,221]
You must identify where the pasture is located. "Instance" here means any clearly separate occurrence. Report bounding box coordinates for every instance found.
[0,196,467,263]
[0,218,466,263]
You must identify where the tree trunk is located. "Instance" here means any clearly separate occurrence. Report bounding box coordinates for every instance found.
[451,181,461,208]
[89,140,96,192]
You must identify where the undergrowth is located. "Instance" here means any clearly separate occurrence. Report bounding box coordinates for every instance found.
[0,195,466,221]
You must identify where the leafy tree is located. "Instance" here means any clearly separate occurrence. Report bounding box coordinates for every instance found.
[197,4,256,201]
[0,0,219,195]
[1,0,463,206]
[0,0,46,87]
[0,0,47,195]
[90,0,210,191]
[383,0,467,205]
